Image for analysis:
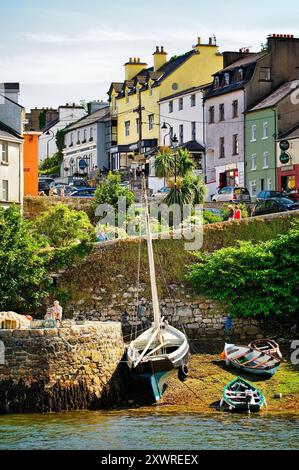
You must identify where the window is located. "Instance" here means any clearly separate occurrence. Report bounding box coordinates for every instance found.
[148,114,154,131]
[77,131,81,144]
[251,124,257,141]
[238,68,243,81]
[0,140,8,163]
[209,106,215,124]
[125,121,130,137]
[232,134,239,155]
[219,103,225,121]
[191,122,196,141]
[232,100,238,118]
[262,122,269,139]
[219,137,225,158]
[251,154,257,170]
[179,97,184,111]
[90,127,94,141]
[214,76,220,88]
[179,124,184,145]
[267,178,272,190]
[260,178,265,191]
[69,133,74,147]
[83,129,87,142]
[263,151,269,169]
[224,73,230,86]
[259,67,271,81]
[136,118,140,134]
[190,94,196,107]
[169,101,173,113]
[2,180,8,201]
[250,180,257,197]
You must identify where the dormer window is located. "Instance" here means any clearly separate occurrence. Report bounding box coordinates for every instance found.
[224,73,230,86]
[214,76,220,88]
[149,82,153,96]
[125,90,130,104]
[238,68,244,81]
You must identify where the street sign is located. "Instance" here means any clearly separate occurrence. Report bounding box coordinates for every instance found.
[79,159,87,170]
[280,152,290,164]
[279,140,290,151]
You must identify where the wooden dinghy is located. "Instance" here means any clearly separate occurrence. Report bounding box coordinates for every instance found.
[220,377,265,413]
[248,339,282,359]
[222,343,281,376]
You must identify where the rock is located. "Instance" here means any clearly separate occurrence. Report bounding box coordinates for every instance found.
[274,393,282,399]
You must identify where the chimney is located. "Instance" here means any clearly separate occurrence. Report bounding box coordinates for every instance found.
[124,57,147,80]
[87,101,109,114]
[2,83,20,103]
[153,45,167,71]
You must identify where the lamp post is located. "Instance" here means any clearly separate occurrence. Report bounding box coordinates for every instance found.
[161,121,179,187]
[46,130,55,159]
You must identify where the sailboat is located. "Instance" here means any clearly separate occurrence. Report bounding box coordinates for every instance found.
[126,184,189,403]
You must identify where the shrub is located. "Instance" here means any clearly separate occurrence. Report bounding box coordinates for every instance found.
[34,203,96,247]
[187,221,299,318]
[0,205,50,313]
[93,172,134,220]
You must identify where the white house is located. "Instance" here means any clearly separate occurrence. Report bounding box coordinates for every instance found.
[204,88,245,199]
[149,87,206,192]
[62,103,110,181]
[38,104,86,162]
[0,84,24,208]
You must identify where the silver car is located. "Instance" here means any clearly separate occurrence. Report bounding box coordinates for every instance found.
[212,186,251,203]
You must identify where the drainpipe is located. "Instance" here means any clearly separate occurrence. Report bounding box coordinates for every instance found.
[202,94,207,184]
[272,107,277,190]
[243,88,246,189]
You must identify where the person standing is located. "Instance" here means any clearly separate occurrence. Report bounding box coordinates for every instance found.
[228,204,235,221]
[235,205,242,220]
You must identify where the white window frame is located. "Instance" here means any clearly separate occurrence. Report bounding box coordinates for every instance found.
[263,151,269,169]
[125,121,130,137]
[191,122,196,140]
[251,124,257,142]
[262,122,269,140]
[179,97,184,111]
[251,153,257,170]
[148,114,154,131]
[90,127,94,141]
[2,180,8,201]
[250,180,257,197]
[169,101,173,113]
[233,134,239,155]
[267,178,272,190]
[0,140,8,163]
[190,94,196,107]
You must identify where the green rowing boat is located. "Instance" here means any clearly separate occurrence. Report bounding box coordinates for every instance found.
[220,377,265,413]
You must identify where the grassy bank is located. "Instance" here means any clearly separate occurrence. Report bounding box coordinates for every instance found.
[158,354,299,414]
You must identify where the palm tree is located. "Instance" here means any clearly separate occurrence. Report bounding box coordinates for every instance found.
[175,148,195,177]
[154,151,174,187]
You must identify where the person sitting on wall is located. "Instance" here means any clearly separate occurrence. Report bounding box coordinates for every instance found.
[44,300,63,327]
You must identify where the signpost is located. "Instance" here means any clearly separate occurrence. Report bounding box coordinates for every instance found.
[280,152,290,164]
[279,140,290,152]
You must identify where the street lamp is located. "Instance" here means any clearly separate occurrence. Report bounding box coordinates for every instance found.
[171,133,179,188]
[46,130,55,160]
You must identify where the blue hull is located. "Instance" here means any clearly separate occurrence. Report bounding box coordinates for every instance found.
[133,370,175,402]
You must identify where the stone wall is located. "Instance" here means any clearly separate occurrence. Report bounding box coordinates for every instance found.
[0,321,127,413]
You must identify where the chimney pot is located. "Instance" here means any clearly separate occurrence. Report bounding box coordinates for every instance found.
[198,37,201,45]
[156,46,159,53]
[161,46,164,53]
[209,37,212,45]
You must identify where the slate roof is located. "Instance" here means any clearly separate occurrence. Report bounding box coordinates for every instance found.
[278,123,299,140]
[181,140,205,152]
[64,106,110,132]
[0,121,23,140]
[247,80,299,112]
[220,52,267,72]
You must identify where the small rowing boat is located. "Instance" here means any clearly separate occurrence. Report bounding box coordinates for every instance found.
[220,377,265,413]
[222,343,281,376]
[248,339,282,359]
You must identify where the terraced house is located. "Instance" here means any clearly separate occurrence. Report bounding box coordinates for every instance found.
[108,37,223,184]
[204,34,299,200]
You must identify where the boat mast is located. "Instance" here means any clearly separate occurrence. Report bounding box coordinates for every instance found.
[143,179,162,335]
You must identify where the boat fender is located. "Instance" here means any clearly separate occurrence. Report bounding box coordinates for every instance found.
[178,365,188,382]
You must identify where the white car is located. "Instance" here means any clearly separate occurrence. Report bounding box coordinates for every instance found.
[212,186,251,203]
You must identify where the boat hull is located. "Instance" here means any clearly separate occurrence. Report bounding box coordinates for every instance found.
[221,377,265,413]
[223,343,281,377]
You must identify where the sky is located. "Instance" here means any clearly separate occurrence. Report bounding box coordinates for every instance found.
[0,0,298,110]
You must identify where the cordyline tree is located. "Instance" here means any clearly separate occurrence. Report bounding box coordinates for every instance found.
[0,205,50,313]
[187,221,299,318]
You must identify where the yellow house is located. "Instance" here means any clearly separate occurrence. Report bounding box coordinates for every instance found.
[108,37,223,171]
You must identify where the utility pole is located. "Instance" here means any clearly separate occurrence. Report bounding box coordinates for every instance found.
[138,89,143,155]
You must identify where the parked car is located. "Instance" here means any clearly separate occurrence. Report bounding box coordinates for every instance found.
[256,190,287,202]
[38,177,55,195]
[252,197,299,216]
[212,186,251,203]
[70,187,97,198]
[69,178,87,188]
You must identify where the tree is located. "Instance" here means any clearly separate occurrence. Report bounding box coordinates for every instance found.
[0,205,49,313]
[175,148,195,177]
[187,221,299,318]
[93,172,134,218]
[34,203,96,247]
[165,175,206,208]
[155,150,174,186]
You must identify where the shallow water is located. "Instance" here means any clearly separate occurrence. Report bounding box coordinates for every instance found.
[0,409,298,450]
